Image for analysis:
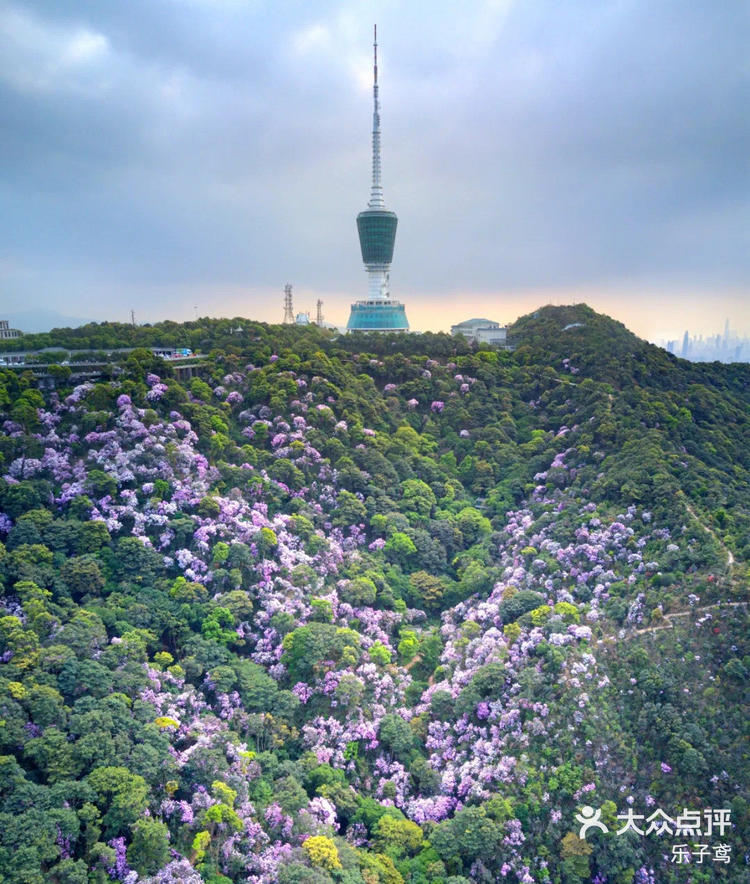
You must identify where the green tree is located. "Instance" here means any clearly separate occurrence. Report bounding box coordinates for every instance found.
[127,819,170,876]
[87,766,149,837]
[384,532,417,568]
[60,556,105,599]
[431,807,504,875]
[400,479,436,520]
[408,570,445,611]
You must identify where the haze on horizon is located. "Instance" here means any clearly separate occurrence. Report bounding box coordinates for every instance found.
[1,1,748,343]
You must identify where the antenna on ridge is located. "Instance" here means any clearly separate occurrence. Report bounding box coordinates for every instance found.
[283,284,294,324]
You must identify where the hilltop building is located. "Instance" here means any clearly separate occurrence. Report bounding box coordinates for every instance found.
[451,318,508,346]
[0,320,22,340]
[347,27,409,333]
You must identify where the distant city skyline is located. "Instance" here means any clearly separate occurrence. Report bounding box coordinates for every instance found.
[658,319,750,363]
[1,2,747,340]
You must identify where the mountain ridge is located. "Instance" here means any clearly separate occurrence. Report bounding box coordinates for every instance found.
[0,303,746,883]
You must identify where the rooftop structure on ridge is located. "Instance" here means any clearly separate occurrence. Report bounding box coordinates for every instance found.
[0,320,22,340]
[347,26,409,333]
[451,318,509,347]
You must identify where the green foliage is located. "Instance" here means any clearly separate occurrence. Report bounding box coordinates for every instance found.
[378,714,415,762]
[408,571,445,612]
[400,479,436,520]
[384,532,417,568]
[369,641,392,666]
[127,818,170,875]
[202,607,236,644]
[87,766,149,836]
[0,309,747,884]
[373,814,423,856]
[498,590,545,624]
[431,807,504,875]
[340,577,377,607]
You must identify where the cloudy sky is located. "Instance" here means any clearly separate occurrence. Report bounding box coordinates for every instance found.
[1,0,748,340]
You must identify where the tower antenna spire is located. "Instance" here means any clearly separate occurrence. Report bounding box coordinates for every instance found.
[369,23,384,209]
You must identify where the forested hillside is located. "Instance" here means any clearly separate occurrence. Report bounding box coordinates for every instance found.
[0,305,747,884]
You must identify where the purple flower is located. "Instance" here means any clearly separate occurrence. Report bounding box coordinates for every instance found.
[106,836,130,879]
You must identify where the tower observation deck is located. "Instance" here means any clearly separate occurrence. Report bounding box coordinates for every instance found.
[347,26,409,332]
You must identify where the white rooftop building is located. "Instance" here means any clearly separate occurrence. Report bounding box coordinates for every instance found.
[450,318,508,346]
[0,320,22,340]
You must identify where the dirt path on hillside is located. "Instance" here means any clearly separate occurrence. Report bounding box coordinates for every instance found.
[599,601,748,643]
[680,494,735,568]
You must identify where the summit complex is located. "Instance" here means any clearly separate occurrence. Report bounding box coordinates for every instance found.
[347,26,409,332]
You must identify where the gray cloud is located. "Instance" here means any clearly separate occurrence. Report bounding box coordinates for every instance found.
[0,0,747,329]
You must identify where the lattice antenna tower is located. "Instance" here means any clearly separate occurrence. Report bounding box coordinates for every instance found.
[283,284,294,324]
[316,299,324,325]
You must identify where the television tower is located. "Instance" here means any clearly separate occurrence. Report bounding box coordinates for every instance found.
[283,284,294,324]
[316,299,324,325]
[346,25,409,332]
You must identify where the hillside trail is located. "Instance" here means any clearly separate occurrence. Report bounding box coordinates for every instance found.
[628,601,747,637]
[597,493,743,644]
[599,601,748,643]
[679,492,735,568]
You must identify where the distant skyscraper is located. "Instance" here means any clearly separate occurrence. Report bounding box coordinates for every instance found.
[347,26,409,332]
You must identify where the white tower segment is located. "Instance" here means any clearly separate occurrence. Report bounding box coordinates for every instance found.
[369,24,384,211]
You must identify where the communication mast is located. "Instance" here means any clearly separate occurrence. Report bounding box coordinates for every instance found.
[283,284,294,324]
[315,299,324,325]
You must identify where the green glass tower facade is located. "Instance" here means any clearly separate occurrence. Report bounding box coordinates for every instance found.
[357,209,398,266]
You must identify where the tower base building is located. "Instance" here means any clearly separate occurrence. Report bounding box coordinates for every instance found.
[347,299,409,331]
